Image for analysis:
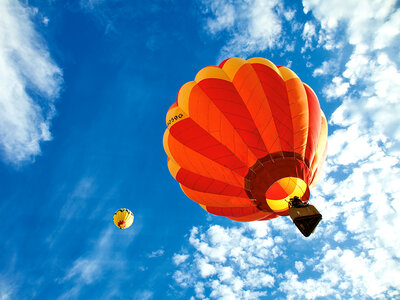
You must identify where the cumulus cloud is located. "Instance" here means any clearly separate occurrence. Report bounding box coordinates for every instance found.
[333,231,347,243]
[301,21,317,53]
[373,9,400,50]
[0,0,62,164]
[308,0,400,151]
[294,261,305,273]
[203,0,235,34]
[323,76,350,99]
[173,197,400,299]
[172,223,286,299]
[173,254,189,265]
[303,0,397,48]
[312,60,335,77]
[200,0,283,60]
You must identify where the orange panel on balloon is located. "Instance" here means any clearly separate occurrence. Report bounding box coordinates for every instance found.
[185,83,258,167]
[228,211,277,222]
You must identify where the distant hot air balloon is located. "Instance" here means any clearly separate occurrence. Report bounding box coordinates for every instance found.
[163,57,328,236]
[113,208,134,229]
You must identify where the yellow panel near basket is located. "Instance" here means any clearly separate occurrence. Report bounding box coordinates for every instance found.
[266,177,307,213]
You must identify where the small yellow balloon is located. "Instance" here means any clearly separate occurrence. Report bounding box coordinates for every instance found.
[113,208,134,229]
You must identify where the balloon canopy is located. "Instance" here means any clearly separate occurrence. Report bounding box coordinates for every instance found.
[113,208,134,229]
[163,57,327,225]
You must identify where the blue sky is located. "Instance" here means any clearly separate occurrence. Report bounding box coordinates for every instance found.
[0,0,399,299]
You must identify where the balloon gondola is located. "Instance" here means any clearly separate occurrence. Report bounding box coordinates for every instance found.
[163,57,327,237]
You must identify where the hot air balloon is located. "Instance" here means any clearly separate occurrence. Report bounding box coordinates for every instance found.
[113,208,134,229]
[163,57,327,236]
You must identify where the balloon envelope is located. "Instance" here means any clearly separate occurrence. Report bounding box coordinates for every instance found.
[113,208,134,229]
[163,57,328,222]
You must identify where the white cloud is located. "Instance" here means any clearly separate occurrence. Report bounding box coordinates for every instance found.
[301,21,316,53]
[203,0,235,34]
[59,177,96,221]
[282,8,296,21]
[304,0,397,47]
[308,2,400,153]
[307,131,400,298]
[61,228,113,285]
[327,124,379,165]
[78,0,120,36]
[172,224,284,299]
[313,60,336,76]
[373,9,400,50]
[198,258,217,277]
[194,282,205,299]
[294,261,305,273]
[333,231,347,243]
[172,212,399,298]
[63,258,102,285]
[42,16,49,26]
[0,277,15,300]
[0,0,62,164]
[279,270,338,300]
[58,227,129,299]
[200,0,282,60]
[173,254,189,265]
[323,76,350,99]
[148,249,165,258]
[134,290,153,300]
[305,0,400,152]
[80,0,106,10]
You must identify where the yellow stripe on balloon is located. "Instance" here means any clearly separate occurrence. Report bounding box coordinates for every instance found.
[177,81,196,115]
[220,57,247,80]
[167,158,181,179]
[266,177,307,213]
[195,66,230,83]
[165,105,188,128]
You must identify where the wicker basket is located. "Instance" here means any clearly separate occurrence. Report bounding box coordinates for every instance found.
[289,205,322,237]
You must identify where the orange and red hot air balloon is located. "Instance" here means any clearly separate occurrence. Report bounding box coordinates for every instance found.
[163,57,327,236]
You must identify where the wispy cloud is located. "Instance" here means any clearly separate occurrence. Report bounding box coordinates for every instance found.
[58,227,116,299]
[59,177,96,220]
[0,276,15,300]
[148,248,165,258]
[80,0,107,10]
[79,0,116,34]
[134,290,154,300]
[62,227,112,281]
[0,0,62,164]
